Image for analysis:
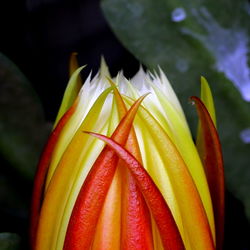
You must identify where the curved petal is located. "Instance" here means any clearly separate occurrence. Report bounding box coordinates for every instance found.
[30,98,78,248]
[54,65,84,127]
[88,132,185,250]
[192,96,224,250]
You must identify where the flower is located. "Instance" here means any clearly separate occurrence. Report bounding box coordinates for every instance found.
[30,56,224,250]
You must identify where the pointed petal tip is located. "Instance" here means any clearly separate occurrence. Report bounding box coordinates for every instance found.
[100,56,111,78]
[106,77,118,87]
[192,95,224,250]
[200,75,206,81]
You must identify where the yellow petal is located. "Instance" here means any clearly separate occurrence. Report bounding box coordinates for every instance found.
[200,76,216,127]
[54,66,84,127]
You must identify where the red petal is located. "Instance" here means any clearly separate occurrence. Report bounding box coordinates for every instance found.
[87,132,185,250]
[121,165,154,250]
[191,96,224,250]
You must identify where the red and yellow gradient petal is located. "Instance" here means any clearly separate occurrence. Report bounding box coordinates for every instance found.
[30,98,78,248]
[192,96,224,250]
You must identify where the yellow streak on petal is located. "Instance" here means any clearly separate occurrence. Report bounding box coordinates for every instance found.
[54,66,84,127]
[107,96,120,136]
[35,88,113,250]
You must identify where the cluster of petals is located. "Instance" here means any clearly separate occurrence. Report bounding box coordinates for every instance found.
[30,56,224,250]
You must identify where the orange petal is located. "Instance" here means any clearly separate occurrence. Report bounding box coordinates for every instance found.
[120,164,154,250]
[91,165,122,250]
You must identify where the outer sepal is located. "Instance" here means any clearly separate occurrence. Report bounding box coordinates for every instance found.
[30,99,78,248]
[192,96,224,250]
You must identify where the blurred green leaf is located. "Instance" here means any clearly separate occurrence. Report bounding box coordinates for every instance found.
[0,233,20,250]
[101,0,250,219]
[0,53,50,179]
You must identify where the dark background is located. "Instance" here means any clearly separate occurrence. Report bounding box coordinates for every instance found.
[0,0,139,120]
[0,0,250,249]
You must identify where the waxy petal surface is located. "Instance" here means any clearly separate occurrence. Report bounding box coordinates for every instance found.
[88,132,185,250]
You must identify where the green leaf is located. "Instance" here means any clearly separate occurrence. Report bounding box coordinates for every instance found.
[101,0,250,220]
[0,233,20,250]
[0,53,50,179]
